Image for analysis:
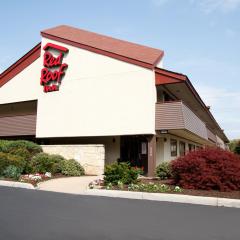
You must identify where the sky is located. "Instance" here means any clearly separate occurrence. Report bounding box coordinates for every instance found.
[0,0,239,139]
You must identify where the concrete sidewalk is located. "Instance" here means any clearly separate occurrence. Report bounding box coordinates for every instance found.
[37,176,102,194]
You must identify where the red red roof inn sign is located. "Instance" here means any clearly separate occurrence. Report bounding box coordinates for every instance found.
[40,43,68,92]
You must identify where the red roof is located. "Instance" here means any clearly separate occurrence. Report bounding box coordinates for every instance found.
[41,25,164,69]
[0,43,41,87]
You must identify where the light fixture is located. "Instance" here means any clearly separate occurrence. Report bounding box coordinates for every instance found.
[160,130,168,134]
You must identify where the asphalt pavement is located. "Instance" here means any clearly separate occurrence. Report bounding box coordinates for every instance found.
[0,186,239,240]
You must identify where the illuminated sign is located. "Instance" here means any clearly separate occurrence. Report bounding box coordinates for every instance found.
[40,43,69,92]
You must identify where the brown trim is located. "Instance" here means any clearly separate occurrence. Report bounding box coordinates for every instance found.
[155,67,187,82]
[147,135,156,177]
[41,32,160,70]
[0,43,41,87]
[157,131,207,146]
[0,114,36,137]
[155,72,182,85]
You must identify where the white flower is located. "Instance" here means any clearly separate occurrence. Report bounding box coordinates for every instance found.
[45,172,52,178]
[174,186,182,192]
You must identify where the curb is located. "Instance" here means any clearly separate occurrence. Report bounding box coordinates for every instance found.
[84,189,240,208]
[0,180,35,190]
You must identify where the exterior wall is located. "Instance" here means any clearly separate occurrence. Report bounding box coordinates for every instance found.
[41,144,105,175]
[0,115,36,137]
[207,128,217,143]
[44,136,120,164]
[216,135,226,149]
[36,38,156,138]
[156,101,208,140]
[0,59,41,104]
[156,134,201,165]
[182,103,208,139]
[156,101,185,130]
[0,101,37,137]
[156,59,163,68]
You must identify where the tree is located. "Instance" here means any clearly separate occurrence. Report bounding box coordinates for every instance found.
[228,139,240,152]
[234,141,240,155]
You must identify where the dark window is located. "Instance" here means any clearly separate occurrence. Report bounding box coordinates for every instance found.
[163,91,174,102]
[179,141,185,156]
[188,143,195,152]
[170,139,177,157]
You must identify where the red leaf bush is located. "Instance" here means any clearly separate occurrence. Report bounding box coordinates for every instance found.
[171,147,240,191]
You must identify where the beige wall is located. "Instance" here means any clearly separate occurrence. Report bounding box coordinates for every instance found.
[36,38,156,138]
[41,144,105,175]
[156,134,202,165]
[41,136,120,174]
[0,59,41,104]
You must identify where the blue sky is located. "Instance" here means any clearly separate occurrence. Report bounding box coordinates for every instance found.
[0,0,239,139]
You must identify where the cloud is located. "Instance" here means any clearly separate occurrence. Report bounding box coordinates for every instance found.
[195,84,240,139]
[225,28,237,38]
[193,0,240,13]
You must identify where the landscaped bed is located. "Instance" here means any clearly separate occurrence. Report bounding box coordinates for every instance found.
[0,140,85,187]
[90,147,240,200]
[90,178,240,199]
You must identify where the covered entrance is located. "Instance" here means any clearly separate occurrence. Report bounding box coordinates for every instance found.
[120,135,156,175]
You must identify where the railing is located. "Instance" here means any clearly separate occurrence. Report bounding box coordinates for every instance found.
[207,127,217,143]
[156,101,208,140]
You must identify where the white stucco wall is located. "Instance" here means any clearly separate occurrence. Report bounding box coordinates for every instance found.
[36,38,156,138]
[0,58,42,104]
[156,134,202,165]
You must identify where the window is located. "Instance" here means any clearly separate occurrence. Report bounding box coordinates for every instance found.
[163,91,174,102]
[170,139,177,157]
[188,143,195,152]
[179,141,186,156]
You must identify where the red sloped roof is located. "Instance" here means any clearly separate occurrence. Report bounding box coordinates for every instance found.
[0,43,41,87]
[41,25,164,69]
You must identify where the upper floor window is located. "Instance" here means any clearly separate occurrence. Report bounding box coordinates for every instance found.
[163,91,174,102]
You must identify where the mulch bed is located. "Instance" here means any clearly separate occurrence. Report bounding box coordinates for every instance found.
[140,178,240,199]
[101,178,240,200]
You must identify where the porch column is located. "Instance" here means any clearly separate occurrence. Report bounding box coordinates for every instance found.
[147,135,156,177]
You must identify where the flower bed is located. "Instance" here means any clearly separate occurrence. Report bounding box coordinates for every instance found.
[19,172,52,186]
[88,177,240,199]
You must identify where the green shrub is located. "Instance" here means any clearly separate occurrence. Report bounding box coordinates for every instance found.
[2,140,42,157]
[104,162,141,185]
[0,152,25,175]
[9,148,31,159]
[0,152,9,175]
[156,162,172,180]
[30,153,64,174]
[0,140,9,152]
[60,159,85,176]
[3,165,22,180]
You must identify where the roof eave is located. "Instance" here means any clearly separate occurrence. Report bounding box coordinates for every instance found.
[0,43,41,87]
[41,32,162,70]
